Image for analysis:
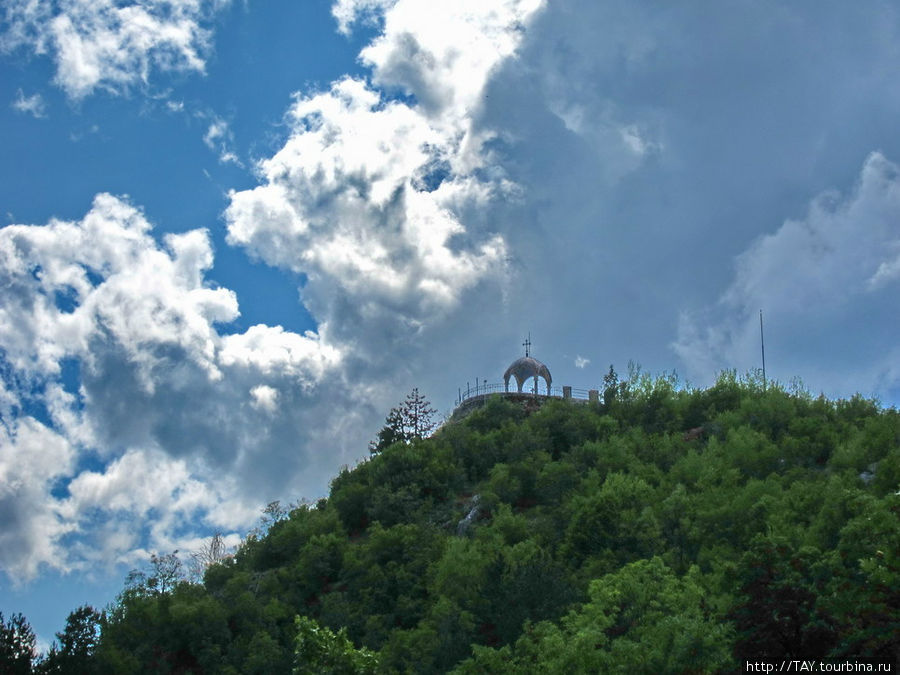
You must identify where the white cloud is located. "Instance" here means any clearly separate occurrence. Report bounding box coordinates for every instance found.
[226,0,544,366]
[220,325,340,381]
[674,152,900,397]
[249,384,278,412]
[0,0,230,99]
[0,0,551,582]
[331,0,395,36]
[574,355,590,369]
[358,0,544,120]
[619,124,659,157]
[0,417,76,582]
[203,115,241,165]
[0,193,348,581]
[60,447,256,570]
[0,193,239,382]
[11,88,47,117]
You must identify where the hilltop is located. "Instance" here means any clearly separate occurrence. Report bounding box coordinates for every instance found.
[5,371,899,672]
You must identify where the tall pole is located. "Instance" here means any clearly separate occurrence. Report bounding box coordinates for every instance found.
[759,309,766,392]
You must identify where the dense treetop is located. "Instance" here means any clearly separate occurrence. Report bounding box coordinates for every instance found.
[5,371,899,673]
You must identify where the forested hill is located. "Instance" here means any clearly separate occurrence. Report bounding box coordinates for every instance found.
[7,372,900,673]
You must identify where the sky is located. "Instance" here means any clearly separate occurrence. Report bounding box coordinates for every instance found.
[2,0,900,648]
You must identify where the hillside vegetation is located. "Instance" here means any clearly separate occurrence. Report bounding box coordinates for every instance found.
[8,371,900,673]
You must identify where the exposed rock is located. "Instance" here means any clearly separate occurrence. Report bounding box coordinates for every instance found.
[456,494,482,537]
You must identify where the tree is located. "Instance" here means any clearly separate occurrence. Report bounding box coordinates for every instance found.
[0,612,36,675]
[403,388,437,439]
[454,557,734,674]
[29,376,900,673]
[39,606,101,674]
[189,532,231,581]
[730,536,837,661]
[371,388,436,453]
[602,364,619,407]
[293,615,378,674]
[124,551,184,596]
[0,612,36,674]
[248,500,292,539]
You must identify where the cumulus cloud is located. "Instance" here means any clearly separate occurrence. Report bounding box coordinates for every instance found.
[0,0,551,585]
[357,0,544,120]
[0,194,345,581]
[331,0,394,36]
[0,410,259,582]
[0,0,230,99]
[59,447,256,569]
[0,417,76,581]
[226,78,507,351]
[249,384,278,412]
[11,88,46,117]
[226,0,544,368]
[0,193,239,381]
[674,152,900,397]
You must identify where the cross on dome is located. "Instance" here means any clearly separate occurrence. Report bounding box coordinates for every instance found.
[504,335,551,395]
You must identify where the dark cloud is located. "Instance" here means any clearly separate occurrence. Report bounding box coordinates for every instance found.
[465,0,900,393]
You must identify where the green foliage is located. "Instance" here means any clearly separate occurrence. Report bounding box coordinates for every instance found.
[463,395,525,434]
[454,557,734,673]
[293,615,378,674]
[0,612,36,674]
[730,536,837,661]
[371,388,437,453]
[40,606,102,674]
[562,472,661,572]
[123,551,185,597]
[26,373,900,672]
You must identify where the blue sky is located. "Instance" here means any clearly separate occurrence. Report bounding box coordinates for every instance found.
[3,0,900,649]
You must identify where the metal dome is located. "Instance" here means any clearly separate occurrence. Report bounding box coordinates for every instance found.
[503,356,552,395]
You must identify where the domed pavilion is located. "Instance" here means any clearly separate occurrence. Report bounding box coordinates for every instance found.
[503,336,552,395]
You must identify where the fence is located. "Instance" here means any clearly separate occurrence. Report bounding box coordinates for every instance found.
[456,382,597,406]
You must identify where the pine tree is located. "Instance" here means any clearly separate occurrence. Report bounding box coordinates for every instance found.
[403,388,436,440]
[0,612,36,674]
[371,388,436,453]
[40,606,102,674]
[603,364,619,406]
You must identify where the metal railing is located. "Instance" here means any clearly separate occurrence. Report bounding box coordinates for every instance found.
[456,382,507,405]
[456,382,595,406]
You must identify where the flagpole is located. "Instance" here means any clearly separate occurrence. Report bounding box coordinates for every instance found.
[759,309,766,392]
